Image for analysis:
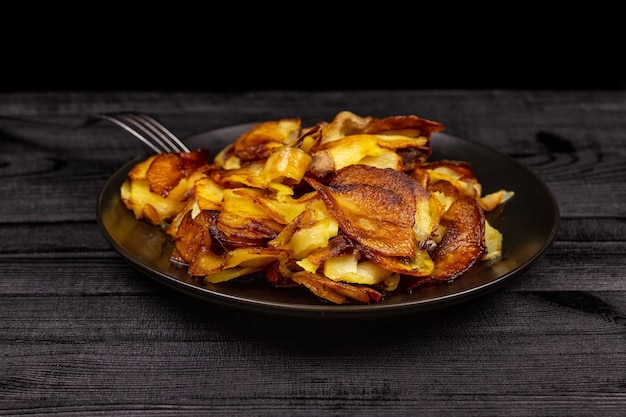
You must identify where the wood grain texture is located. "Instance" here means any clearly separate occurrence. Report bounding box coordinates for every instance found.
[1,90,625,416]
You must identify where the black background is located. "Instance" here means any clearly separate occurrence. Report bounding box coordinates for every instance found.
[5,53,622,92]
[3,12,623,92]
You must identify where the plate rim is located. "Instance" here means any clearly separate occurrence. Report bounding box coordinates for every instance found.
[97,123,560,318]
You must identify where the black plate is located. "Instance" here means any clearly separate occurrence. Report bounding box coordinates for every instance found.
[97,123,560,318]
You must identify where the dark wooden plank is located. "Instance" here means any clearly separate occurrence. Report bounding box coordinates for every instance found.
[1,291,624,415]
[1,90,626,416]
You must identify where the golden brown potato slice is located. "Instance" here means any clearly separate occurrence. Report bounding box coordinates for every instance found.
[268,199,339,260]
[295,234,358,272]
[406,196,486,289]
[170,209,217,266]
[214,118,302,167]
[291,271,383,304]
[318,111,444,145]
[122,149,210,226]
[306,165,418,258]
[145,153,184,197]
[170,209,229,277]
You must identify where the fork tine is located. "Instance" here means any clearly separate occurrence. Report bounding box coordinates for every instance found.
[127,113,191,153]
[96,113,190,154]
[97,113,164,153]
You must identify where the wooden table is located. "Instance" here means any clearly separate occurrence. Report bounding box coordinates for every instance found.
[1,90,624,416]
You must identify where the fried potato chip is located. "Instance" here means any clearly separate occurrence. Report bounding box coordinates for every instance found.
[121,149,209,226]
[306,166,418,258]
[406,196,486,290]
[291,271,383,304]
[214,118,302,168]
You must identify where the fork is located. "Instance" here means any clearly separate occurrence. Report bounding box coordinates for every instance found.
[95,112,191,154]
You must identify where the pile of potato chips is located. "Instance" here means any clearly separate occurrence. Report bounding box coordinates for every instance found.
[120,111,513,304]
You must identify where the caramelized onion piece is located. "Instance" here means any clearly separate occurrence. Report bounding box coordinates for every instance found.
[214,212,281,248]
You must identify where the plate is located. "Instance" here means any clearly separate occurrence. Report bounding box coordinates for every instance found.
[97,123,560,318]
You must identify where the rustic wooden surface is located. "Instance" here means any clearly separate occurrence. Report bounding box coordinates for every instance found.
[1,90,624,416]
